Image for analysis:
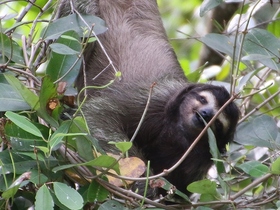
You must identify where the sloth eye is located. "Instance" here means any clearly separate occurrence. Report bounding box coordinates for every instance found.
[215,119,223,132]
[198,95,207,104]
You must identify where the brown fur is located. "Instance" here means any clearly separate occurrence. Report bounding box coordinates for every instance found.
[59,0,239,196]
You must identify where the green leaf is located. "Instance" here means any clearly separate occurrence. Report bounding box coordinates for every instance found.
[46,31,82,87]
[49,121,72,152]
[87,155,120,174]
[43,14,107,40]
[271,157,280,175]
[238,161,269,178]
[109,141,132,154]
[235,115,279,149]
[87,180,109,202]
[68,117,96,161]
[99,200,128,210]
[197,112,224,173]
[35,185,54,210]
[243,28,280,70]
[186,65,204,83]
[0,33,25,64]
[0,150,36,174]
[34,146,50,155]
[52,155,120,174]
[0,150,58,175]
[2,184,20,199]
[49,43,80,55]
[53,182,84,210]
[207,125,225,174]
[200,34,237,58]
[37,76,60,127]
[200,0,223,17]
[0,74,30,111]
[4,73,39,110]
[200,193,217,202]
[5,121,48,151]
[5,111,43,138]
[187,179,217,195]
[30,170,48,185]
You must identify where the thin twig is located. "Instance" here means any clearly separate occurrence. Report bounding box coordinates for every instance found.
[130,82,156,143]
[239,89,280,123]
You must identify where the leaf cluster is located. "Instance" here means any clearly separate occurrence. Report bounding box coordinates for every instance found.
[0,0,280,209]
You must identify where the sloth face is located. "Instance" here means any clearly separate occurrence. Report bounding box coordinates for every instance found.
[190,91,229,132]
[179,85,239,144]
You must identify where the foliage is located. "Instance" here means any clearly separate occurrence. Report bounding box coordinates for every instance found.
[0,0,280,209]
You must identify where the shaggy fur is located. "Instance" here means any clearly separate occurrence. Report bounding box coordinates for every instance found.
[59,0,239,196]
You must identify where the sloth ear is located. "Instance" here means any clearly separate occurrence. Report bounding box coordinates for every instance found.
[165,84,200,119]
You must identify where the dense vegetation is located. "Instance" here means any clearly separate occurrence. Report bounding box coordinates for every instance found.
[0,0,280,209]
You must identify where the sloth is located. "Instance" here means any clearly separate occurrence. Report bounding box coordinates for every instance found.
[59,0,239,196]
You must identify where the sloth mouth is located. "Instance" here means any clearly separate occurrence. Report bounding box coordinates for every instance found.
[194,112,206,127]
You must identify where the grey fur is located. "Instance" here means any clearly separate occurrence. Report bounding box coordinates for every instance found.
[59,0,239,196]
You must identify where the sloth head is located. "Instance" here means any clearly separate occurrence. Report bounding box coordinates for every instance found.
[166,84,239,151]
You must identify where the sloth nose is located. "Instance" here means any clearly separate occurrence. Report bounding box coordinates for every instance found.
[199,108,214,122]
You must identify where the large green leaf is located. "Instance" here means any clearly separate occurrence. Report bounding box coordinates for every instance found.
[3,73,39,110]
[0,74,30,111]
[0,150,38,174]
[43,14,107,40]
[243,28,280,71]
[5,120,48,151]
[35,185,54,210]
[46,31,81,87]
[5,111,43,138]
[200,34,238,58]
[235,115,279,149]
[238,161,269,178]
[0,33,24,64]
[53,182,84,210]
